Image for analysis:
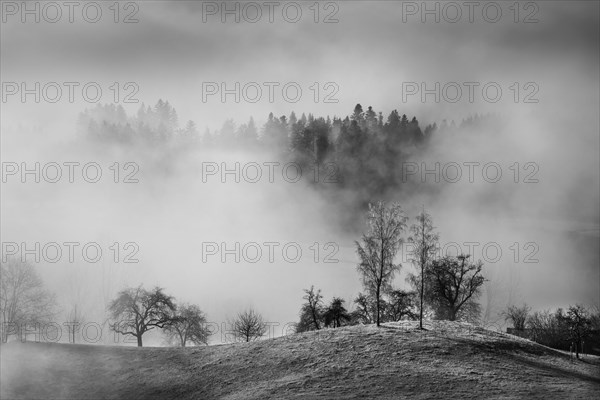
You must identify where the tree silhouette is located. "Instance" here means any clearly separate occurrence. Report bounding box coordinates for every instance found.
[353,292,377,324]
[323,297,351,328]
[502,304,531,331]
[407,210,439,329]
[560,304,593,359]
[164,303,210,347]
[108,285,176,347]
[426,255,485,321]
[0,257,56,342]
[229,309,268,342]
[386,290,417,322]
[356,201,408,326]
[297,286,324,332]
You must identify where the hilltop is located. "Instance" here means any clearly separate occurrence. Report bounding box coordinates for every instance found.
[1,321,599,399]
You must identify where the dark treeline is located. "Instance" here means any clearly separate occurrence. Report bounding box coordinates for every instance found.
[77,100,498,208]
[503,304,600,358]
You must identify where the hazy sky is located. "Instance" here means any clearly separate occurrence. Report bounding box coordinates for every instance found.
[1,1,598,344]
[2,1,598,130]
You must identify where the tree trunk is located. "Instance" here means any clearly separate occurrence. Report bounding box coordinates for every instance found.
[576,341,580,359]
[137,336,143,347]
[419,210,426,330]
[419,265,424,329]
[449,309,456,322]
[312,309,320,330]
[376,287,380,327]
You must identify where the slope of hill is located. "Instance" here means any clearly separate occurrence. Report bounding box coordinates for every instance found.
[1,321,599,399]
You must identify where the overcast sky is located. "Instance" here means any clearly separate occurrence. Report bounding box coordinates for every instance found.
[2,1,598,130]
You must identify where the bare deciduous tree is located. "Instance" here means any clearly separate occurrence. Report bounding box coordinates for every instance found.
[65,305,86,343]
[502,303,531,331]
[426,255,485,321]
[164,303,210,347]
[323,297,351,328]
[297,286,324,332]
[560,304,593,359]
[353,292,376,324]
[527,309,568,348]
[356,201,408,327]
[386,289,418,322]
[407,210,439,329]
[0,257,56,342]
[108,285,176,347]
[229,309,268,342]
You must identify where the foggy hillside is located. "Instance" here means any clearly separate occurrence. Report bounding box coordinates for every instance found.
[2,322,599,399]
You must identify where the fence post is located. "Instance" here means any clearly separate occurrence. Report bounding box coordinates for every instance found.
[569,342,573,362]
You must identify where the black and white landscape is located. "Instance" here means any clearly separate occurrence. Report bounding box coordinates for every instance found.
[1,1,599,399]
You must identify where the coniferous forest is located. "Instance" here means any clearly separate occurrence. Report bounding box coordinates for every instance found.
[77,101,501,208]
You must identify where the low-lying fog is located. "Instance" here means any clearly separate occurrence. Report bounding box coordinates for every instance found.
[1,1,598,346]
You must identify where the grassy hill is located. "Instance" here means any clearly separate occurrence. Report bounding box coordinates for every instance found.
[1,321,599,399]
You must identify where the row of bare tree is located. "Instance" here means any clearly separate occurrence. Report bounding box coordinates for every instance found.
[107,286,207,347]
[108,286,269,347]
[0,258,269,347]
[297,201,486,332]
[503,303,600,358]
